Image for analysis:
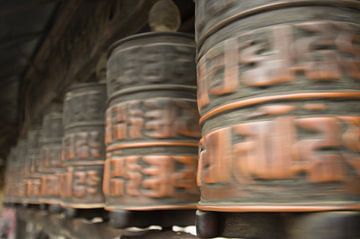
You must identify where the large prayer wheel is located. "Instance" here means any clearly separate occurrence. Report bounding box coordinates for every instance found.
[39,105,63,205]
[61,83,107,208]
[196,0,360,213]
[104,32,200,212]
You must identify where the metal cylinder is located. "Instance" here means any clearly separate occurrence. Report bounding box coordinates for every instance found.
[104,32,200,211]
[24,127,42,204]
[39,104,64,205]
[17,139,28,203]
[196,0,360,212]
[4,147,17,203]
[61,83,107,208]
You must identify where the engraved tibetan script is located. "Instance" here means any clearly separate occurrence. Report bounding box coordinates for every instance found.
[197,21,360,110]
[198,116,360,185]
[63,130,103,161]
[106,99,200,144]
[104,155,198,198]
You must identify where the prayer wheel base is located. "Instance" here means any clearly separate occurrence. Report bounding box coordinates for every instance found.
[196,210,360,239]
[289,211,360,239]
[48,204,63,214]
[64,208,109,221]
[109,209,195,229]
[196,210,286,239]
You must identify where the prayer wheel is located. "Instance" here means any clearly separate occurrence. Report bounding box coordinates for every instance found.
[39,105,64,205]
[195,0,360,237]
[4,147,17,204]
[61,83,107,209]
[104,32,200,226]
[24,127,42,204]
[16,140,27,204]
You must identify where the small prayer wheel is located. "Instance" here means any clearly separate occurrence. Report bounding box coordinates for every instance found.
[61,82,107,208]
[39,104,64,205]
[24,127,42,204]
[104,32,200,217]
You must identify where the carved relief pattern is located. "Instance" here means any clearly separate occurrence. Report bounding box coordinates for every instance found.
[38,108,63,203]
[106,98,200,145]
[62,84,106,207]
[63,129,104,162]
[38,144,63,200]
[104,98,200,208]
[61,166,104,204]
[26,179,41,198]
[105,34,200,209]
[103,154,198,203]
[197,21,360,114]
[196,7,360,210]
[107,44,196,97]
[199,115,359,184]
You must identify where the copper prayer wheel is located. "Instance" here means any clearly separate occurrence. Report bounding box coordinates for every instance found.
[7,140,27,204]
[196,0,360,213]
[104,32,200,213]
[4,147,17,204]
[24,127,42,204]
[61,82,107,208]
[16,139,27,204]
[39,104,64,205]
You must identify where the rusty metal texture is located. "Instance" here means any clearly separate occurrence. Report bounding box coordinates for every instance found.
[38,104,64,205]
[104,32,200,211]
[195,0,360,214]
[61,82,107,208]
[24,127,42,204]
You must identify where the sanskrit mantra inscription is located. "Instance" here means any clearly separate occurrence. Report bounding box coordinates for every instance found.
[197,21,360,111]
[198,116,359,186]
[104,155,198,198]
[106,99,200,144]
[63,130,103,162]
[107,44,196,95]
[40,146,62,169]
[26,179,41,197]
[61,167,102,199]
[41,174,61,197]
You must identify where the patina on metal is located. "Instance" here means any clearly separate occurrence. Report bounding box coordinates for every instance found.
[104,32,200,217]
[38,104,64,205]
[24,127,42,204]
[16,140,28,204]
[196,0,360,214]
[61,82,107,209]
[4,147,18,204]
[195,1,360,237]
[4,140,27,205]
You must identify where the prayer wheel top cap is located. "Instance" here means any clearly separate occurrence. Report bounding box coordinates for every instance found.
[107,32,195,58]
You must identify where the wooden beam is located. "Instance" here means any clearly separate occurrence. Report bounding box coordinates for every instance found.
[21,0,158,133]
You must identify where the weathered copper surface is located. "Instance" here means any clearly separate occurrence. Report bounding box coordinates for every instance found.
[24,128,42,204]
[39,104,64,204]
[196,0,360,213]
[4,140,28,204]
[61,83,107,208]
[104,32,200,211]
[4,147,18,203]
